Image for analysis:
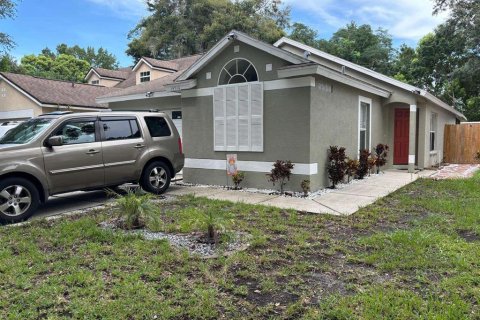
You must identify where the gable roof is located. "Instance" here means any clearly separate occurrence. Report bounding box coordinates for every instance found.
[1,72,118,109]
[274,37,466,120]
[96,55,202,103]
[132,54,203,73]
[85,67,133,81]
[176,30,309,81]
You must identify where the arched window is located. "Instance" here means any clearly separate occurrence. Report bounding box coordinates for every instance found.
[218,58,258,85]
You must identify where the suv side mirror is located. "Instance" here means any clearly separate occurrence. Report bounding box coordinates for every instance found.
[47,135,64,147]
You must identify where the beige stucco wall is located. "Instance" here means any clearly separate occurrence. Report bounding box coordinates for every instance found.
[135,63,172,85]
[86,73,121,87]
[0,78,42,119]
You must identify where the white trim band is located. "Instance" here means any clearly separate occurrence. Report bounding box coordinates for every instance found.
[182,76,315,98]
[408,155,415,164]
[185,158,318,175]
[410,104,417,112]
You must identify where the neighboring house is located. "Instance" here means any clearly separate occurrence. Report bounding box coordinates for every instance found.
[0,72,116,121]
[97,54,202,137]
[97,30,465,192]
[84,67,134,88]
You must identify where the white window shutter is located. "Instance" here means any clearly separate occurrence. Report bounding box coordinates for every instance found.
[213,83,263,152]
[213,87,226,151]
[250,83,263,151]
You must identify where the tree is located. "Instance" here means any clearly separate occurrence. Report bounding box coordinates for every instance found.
[322,22,395,76]
[126,0,289,60]
[0,54,20,72]
[54,44,119,69]
[431,0,480,120]
[20,54,90,82]
[0,0,16,52]
[288,23,318,47]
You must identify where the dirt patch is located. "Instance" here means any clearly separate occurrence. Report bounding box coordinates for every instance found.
[457,229,480,242]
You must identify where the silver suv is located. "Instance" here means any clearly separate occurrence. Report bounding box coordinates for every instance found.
[0,111,184,222]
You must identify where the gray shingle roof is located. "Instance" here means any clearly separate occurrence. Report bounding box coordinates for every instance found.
[1,72,119,109]
[99,54,202,99]
[93,67,132,80]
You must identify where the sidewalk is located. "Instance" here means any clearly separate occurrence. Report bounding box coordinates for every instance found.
[166,170,435,215]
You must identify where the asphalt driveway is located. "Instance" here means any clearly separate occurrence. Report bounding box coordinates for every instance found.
[32,190,111,220]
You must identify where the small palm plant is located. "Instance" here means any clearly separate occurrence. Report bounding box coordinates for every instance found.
[191,208,234,244]
[110,189,159,229]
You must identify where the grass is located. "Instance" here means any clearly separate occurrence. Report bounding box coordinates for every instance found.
[1,173,480,319]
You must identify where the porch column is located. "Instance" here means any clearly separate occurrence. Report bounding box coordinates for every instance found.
[408,104,417,172]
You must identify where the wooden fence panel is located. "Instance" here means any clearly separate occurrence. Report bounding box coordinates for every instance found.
[444,123,480,164]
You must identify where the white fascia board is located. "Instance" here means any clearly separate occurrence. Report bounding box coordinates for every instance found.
[96,91,180,104]
[132,58,151,72]
[165,79,197,92]
[274,37,418,92]
[84,68,124,82]
[132,58,176,73]
[275,37,467,119]
[278,65,391,98]
[0,74,42,106]
[177,31,307,82]
[84,68,98,81]
[420,91,466,120]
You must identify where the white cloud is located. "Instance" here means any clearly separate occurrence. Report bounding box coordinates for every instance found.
[285,0,450,42]
[86,0,148,19]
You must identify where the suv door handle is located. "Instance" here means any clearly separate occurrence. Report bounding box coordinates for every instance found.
[86,149,100,155]
[134,144,146,149]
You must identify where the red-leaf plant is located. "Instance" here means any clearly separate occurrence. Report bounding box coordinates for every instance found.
[327,146,347,188]
[374,143,389,174]
[357,149,371,179]
[266,160,295,194]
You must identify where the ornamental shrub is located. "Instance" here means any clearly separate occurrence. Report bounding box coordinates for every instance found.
[327,146,347,188]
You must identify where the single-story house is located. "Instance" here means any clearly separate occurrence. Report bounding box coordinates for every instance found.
[97,30,465,192]
[0,72,117,121]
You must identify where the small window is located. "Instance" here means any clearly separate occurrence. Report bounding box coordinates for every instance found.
[430,113,437,151]
[140,71,150,83]
[145,117,171,137]
[91,80,99,85]
[172,111,182,120]
[359,98,371,151]
[103,119,141,141]
[54,120,96,145]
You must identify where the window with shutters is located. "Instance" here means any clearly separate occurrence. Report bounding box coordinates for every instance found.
[213,83,263,152]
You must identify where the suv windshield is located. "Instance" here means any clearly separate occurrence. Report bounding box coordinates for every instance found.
[0,118,53,145]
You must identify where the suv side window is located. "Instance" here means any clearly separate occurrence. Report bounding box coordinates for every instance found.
[102,119,141,141]
[54,120,96,145]
[144,117,171,137]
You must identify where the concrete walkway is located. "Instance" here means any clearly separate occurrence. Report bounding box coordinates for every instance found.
[166,170,435,215]
[430,164,480,180]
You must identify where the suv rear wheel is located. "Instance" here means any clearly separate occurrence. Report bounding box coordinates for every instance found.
[140,161,171,194]
[0,177,40,223]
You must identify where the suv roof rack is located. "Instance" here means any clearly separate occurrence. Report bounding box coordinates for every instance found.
[39,111,74,116]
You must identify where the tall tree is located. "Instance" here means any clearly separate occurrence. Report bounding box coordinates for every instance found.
[19,54,90,82]
[0,0,16,52]
[0,54,20,72]
[127,0,289,60]
[322,22,394,76]
[55,44,119,69]
[288,23,318,47]
[431,0,480,120]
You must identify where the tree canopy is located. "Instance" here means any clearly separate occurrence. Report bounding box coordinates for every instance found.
[19,54,90,82]
[126,0,289,60]
[0,0,16,52]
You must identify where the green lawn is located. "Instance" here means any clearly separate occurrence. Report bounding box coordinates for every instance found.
[1,174,480,319]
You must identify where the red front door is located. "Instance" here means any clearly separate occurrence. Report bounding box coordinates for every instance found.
[394,108,410,164]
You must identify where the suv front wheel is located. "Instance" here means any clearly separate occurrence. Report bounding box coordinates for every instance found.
[140,161,171,194]
[0,177,40,223]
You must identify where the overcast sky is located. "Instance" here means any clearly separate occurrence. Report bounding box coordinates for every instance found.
[0,0,448,67]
